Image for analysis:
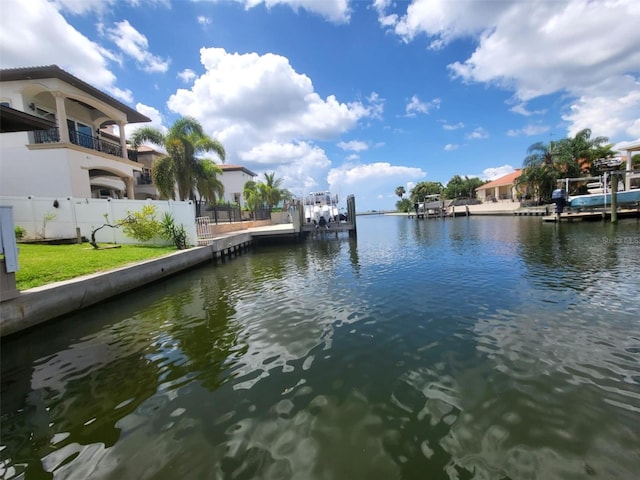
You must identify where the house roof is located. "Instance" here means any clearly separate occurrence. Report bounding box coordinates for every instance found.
[0,104,55,132]
[0,65,151,124]
[478,169,522,190]
[219,164,257,177]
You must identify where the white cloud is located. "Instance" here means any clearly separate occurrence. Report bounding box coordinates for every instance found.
[442,121,464,131]
[404,95,440,117]
[328,162,426,211]
[346,154,360,161]
[329,162,425,186]
[506,125,550,137]
[239,141,331,196]
[178,69,197,83]
[481,165,516,181]
[166,47,380,175]
[337,140,368,152]
[197,15,212,25]
[54,0,116,15]
[0,0,132,103]
[466,127,488,140]
[510,103,546,117]
[55,0,170,15]
[376,0,504,47]
[444,143,459,151]
[106,20,170,73]
[378,0,640,140]
[120,103,167,140]
[238,0,351,24]
[562,75,640,139]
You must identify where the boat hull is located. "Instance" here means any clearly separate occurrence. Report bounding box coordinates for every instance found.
[569,189,640,208]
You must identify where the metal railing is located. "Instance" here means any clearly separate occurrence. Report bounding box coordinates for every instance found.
[33,127,137,161]
[196,201,271,223]
[136,174,153,185]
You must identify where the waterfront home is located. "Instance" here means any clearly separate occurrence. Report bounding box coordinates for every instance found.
[218,164,258,207]
[475,169,522,203]
[0,65,151,199]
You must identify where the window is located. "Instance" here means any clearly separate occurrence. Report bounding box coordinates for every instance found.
[67,119,94,148]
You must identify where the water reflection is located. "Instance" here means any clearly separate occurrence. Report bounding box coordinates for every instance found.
[2,216,639,479]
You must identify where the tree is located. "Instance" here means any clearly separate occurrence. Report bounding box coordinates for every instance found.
[195,159,224,205]
[396,198,413,212]
[257,172,284,214]
[410,181,444,203]
[130,117,225,201]
[557,129,615,176]
[444,175,464,199]
[518,129,614,203]
[444,175,486,199]
[395,186,406,199]
[243,180,261,216]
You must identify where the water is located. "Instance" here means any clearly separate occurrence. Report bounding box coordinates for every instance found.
[2,216,640,479]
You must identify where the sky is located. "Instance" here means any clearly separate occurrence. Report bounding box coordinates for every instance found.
[1,0,639,211]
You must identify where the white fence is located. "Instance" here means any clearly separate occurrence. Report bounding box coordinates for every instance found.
[0,196,197,246]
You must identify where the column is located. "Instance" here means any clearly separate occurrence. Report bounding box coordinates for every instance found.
[119,121,128,160]
[53,92,69,143]
[125,177,135,199]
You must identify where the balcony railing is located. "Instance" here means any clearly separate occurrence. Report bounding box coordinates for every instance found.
[136,173,153,185]
[33,127,138,161]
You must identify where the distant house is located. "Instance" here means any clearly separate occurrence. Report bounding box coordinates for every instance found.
[0,65,151,199]
[219,164,257,206]
[132,145,165,200]
[476,169,522,203]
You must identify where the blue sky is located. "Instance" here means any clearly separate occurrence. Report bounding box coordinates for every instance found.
[1,0,639,211]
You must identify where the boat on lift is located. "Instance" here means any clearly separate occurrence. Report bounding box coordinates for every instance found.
[303,191,340,227]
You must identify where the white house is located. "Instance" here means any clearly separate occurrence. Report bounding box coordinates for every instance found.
[0,65,151,199]
[219,164,257,206]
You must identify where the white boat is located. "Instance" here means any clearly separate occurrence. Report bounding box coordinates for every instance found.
[303,191,340,227]
[569,189,640,209]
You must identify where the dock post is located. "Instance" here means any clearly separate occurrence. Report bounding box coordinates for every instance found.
[347,195,357,238]
[611,173,618,223]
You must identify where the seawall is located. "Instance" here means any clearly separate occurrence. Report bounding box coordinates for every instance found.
[1,232,252,338]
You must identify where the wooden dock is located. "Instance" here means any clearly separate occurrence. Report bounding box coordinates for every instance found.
[542,208,640,222]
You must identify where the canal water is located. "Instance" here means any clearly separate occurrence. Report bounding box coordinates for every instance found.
[2,216,639,479]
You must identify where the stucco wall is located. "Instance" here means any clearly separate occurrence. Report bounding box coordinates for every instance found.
[0,143,74,197]
[0,196,197,245]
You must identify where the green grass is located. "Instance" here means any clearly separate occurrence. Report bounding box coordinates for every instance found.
[14,243,176,290]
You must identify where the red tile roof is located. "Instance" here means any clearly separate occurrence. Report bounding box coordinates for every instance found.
[478,169,522,189]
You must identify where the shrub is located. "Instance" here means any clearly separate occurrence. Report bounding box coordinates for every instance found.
[160,212,188,250]
[15,225,26,240]
[120,205,162,242]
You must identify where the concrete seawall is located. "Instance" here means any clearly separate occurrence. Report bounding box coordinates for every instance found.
[1,232,253,337]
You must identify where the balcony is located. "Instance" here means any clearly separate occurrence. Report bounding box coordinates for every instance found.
[33,127,137,161]
[136,173,153,185]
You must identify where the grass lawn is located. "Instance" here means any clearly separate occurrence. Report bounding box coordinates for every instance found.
[13,243,176,290]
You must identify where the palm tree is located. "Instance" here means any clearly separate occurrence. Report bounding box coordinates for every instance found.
[258,172,284,214]
[557,129,614,175]
[130,116,225,201]
[243,180,261,217]
[519,140,561,203]
[195,159,224,206]
[395,186,406,199]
